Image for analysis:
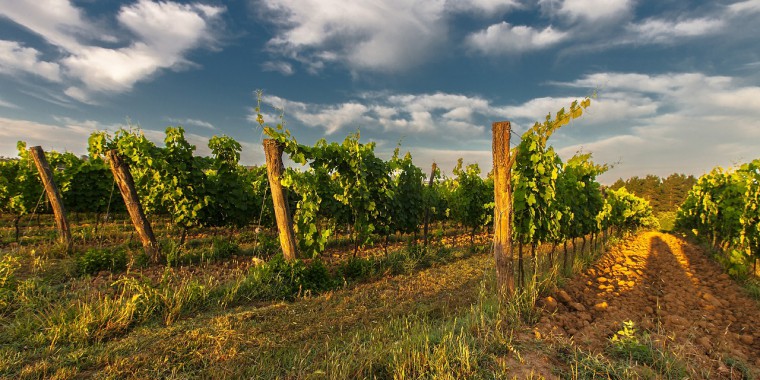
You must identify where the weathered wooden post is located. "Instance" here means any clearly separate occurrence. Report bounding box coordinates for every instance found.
[29,146,72,249]
[263,139,298,261]
[493,121,516,297]
[106,150,159,261]
[423,162,437,248]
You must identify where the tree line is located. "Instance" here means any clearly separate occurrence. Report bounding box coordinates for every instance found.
[610,173,696,214]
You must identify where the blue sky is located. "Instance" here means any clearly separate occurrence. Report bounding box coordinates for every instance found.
[1,0,759,183]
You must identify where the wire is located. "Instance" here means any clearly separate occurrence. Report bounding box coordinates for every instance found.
[252,183,270,257]
[22,190,46,241]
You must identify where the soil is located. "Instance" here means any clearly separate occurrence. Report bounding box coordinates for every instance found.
[537,231,760,377]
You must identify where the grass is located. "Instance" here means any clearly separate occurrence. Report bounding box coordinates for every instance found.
[0,216,499,378]
[1,217,742,379]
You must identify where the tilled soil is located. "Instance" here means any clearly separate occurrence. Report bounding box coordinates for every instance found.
[537,231,760,377]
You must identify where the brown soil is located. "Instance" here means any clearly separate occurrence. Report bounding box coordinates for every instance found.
[537,231,760,377]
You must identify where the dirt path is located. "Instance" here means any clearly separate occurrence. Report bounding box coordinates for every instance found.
[537,231,760,376]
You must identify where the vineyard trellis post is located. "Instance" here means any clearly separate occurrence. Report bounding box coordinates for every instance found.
[423,162,437,248]
[105,150,159,261]
[493,121,516,297]
[263,139,298,261]
[29,146,72,250]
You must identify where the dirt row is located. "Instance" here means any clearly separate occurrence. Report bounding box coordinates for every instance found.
[537,231,760,377]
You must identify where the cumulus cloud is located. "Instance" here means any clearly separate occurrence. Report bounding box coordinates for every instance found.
[627,17,725,44]
[63,1,224,98]
[467,23,567,54]
[0,0,224,102]
[0,0,108,51]
[446,0,520,14]
[539,0,633,23]
[257,91,504,136]
[727,0,760,14]
[555,72,760,182]
[166,118,216,130]
[0,40,62,82]
[258,0,448,73]
[262,61,295,76]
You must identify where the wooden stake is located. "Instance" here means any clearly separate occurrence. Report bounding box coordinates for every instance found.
[29,146,72,249]
[106,150,159,261]
[263,139,298,261]
[423,162,437,248]
[492,121,515,297]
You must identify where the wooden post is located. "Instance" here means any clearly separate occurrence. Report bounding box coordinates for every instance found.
[423,162,437,248]
[106,150,159,261]
[493,121,515,297]
[29,146,72,249]
[263,139,298,261]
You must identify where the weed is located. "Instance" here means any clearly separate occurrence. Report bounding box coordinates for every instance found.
[744,277,760,300]
[0,254,21,310]
[338,256,376,281]
[606,321,688,379]
[723,356,752,380]
[211,237,239,260]
[77,248,127,275]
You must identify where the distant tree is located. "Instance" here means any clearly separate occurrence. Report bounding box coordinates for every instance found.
[610,173,696,213]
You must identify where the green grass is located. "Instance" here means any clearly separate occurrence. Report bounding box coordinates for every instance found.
[0,218,729,379]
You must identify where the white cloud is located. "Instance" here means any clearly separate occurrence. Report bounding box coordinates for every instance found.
[167,118,216,130]
[0,0,105,51]
[262,61,295,76]
[0,40,62,82]
[727,0,760,14]
[628,18,724,44]
[0,116,231,161]
[539,0,633,23]
[0,97,19,109]
[446,0,520,14]
[0,0,224,101]
[63,1,224,97]
[259,91,501,136]
[298,103,370,134]
[0,117,100,156]
[553,71,760,182]
[258,0,449,72]
[467,22,567,54]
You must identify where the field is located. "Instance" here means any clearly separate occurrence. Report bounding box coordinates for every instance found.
[2,104,758,379]
[2,214,759,379]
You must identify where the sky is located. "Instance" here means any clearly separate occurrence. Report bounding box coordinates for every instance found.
[1,0,759,183]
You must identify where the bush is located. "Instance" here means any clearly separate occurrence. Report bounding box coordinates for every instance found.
[78,248,127,275]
